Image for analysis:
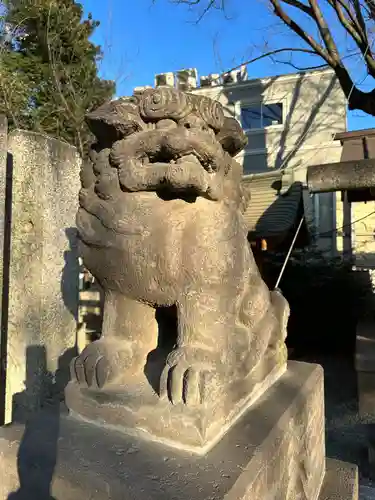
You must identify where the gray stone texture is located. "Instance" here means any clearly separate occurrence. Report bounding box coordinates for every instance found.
[0,362,328,500]
[0,115,8,423]
[356,318,375,373]
[67,87,290,451]
[0,115,8,308]
[320,459,359,500]
[356,319,375,417]
[307,159,375,193]
[357,372,375,417]
[367,425,375,480]
[65,353,285,453]
[0,362,357,499]
[3,130,81,424]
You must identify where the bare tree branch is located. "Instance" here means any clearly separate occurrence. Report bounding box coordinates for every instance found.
[210,47,326,82]
[268,0,375,114]
[347,0,367,38]
[326,0,375,76]
[171,0,226,22]
[269,0,336,64]
[334,0,367,40]
[280,0,314,15]
[364,0,375,20]
[170,0,375,116]
[224,47,320,69]
[307,0,341,62]
[269,54,329,70]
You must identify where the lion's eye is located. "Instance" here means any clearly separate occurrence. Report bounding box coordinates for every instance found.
[152,93,162,104]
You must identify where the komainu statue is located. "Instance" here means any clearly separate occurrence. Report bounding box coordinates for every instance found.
[66,86,290,452]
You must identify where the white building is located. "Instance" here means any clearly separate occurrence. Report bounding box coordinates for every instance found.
[146,67,348,254]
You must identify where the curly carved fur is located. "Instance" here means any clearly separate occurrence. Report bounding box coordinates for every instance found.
[71,87,289,407]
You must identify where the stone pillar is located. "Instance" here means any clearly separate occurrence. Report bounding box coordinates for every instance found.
[2,130,81,424]
[0,115,8,424]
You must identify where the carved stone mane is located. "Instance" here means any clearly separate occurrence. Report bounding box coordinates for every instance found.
[65,86,290,453]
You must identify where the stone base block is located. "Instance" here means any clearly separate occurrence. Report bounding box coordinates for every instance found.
[319,458,358,500]
[65,347,286,454]
[367,424,375,480]
[357,371,375,417]
[0,362,357,500]
[355,318,375,417]
[356,318,375,374]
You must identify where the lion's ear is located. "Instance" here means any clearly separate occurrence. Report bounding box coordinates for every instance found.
[216,117,247,157]
[85,98,144,145]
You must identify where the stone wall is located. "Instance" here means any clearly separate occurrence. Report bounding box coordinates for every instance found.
[0,115,8,423]
[0,118,81,424]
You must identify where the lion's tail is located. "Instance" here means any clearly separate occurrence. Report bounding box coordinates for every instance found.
[236,261,289,369]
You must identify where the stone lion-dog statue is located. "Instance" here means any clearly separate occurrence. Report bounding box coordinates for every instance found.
[70,86,289,409]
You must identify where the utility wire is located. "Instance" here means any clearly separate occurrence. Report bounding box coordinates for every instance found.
[316,210,375,238]
[275,216,305,289]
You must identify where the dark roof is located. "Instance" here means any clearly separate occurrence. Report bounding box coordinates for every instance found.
[335,128,375,141]
[336,129,375,162]
[241,172,305,242]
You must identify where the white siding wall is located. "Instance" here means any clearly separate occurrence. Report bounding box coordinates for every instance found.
[192,68,347,254]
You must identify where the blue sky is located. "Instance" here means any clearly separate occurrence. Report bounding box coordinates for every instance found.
[81,0,375,131]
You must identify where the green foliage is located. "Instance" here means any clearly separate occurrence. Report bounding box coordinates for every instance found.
[0,0,115,156]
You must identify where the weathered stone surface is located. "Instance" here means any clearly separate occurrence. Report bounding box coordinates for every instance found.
[366,425,375,481]
[355,319,375,416]
[357,372,375,417]
[0,115,8,424]
[0,362,339,500]
[356,318,375,373]
[66,86,290,451]
[319,458,358,500]
[66,350,284,453]
[3,130,81,424]
[307,159,375,193]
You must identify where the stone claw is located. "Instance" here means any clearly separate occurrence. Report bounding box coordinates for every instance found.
[159,347,219,406]
[70,339,129,389]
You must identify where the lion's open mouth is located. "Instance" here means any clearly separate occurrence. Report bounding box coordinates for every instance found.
[111,127,228,175]
[145,149,217,174]
[143,152,216,176]
[106,127,231,200]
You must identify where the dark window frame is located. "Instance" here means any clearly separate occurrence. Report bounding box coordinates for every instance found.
[240,102,283,130]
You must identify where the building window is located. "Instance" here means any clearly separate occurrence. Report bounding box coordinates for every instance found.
[242,153,269,175]
[241,102,283,130]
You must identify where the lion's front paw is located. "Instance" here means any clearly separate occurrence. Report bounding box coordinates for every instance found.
[159,347,220,406]
[71,339,130,389]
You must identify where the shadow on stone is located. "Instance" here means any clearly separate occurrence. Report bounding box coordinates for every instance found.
[0,152,14,425]
[295,352,373,481]
[61,227,79,321]
[144,305,178,394]
[7,345,76,500]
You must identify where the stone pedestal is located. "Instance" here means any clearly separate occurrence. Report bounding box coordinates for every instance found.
[355,316,375,482]
[65,345,285,454]
[0,362,358,499]
[356,317,375,416]
[366,424,375,481]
